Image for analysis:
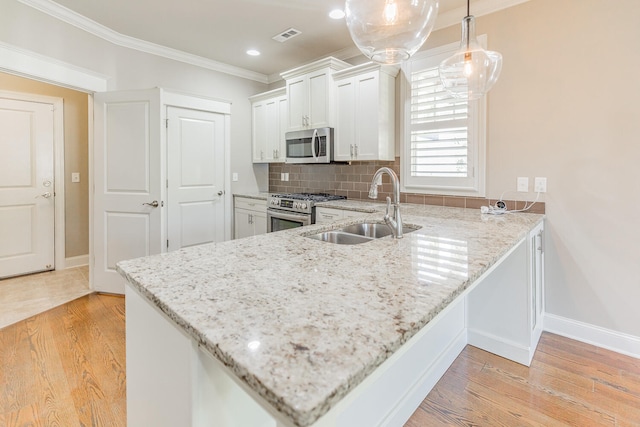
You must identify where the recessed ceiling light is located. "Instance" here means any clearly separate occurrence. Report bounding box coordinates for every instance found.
[329,9,345,19]
[246,49,260,56]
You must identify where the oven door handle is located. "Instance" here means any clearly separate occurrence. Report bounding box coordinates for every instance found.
[311,128,318,160]
[267,209,310,222]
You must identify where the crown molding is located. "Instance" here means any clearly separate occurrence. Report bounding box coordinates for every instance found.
[17,0,270,84]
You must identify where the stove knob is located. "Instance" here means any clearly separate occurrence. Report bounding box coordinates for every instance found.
[294,202,300,209]
[301,203,307,210]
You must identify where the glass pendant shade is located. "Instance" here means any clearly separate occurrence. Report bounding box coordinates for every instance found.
[345,0,439,64]
[439,15,502,100]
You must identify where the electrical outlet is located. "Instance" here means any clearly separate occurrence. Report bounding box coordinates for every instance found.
[71,172,80,183]
[534,177,547,193]
[517,177,529,192]
[284,173,289,181]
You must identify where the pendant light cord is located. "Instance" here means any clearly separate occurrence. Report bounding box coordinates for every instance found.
[465,0,470,49]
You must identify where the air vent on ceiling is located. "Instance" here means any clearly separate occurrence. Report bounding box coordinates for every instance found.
[273,28,302,43]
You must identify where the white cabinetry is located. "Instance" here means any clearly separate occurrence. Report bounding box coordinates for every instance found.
[250,88,287,163]
[466,221,545,366]
[315,207,363,224]
[333,63,398,161]
[234,196,267,239]
[281,57,350,131]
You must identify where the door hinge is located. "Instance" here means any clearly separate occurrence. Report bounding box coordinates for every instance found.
[166,179,168,188]
[165,119,169,128]
[167,239,169,249]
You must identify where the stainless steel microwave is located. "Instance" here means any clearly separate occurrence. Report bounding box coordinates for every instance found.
[285,127,334,164]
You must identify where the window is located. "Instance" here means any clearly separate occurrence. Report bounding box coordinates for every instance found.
[401,39,487,196]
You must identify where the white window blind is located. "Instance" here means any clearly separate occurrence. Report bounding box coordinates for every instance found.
[401,41,487,196]
[410,67,469,178]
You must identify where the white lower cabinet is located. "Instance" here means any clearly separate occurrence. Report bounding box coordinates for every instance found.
[466,221,545,366]
[315,207,362,224]
[234,197,267,239]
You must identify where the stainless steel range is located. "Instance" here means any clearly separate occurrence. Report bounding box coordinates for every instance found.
[267,193,346,232]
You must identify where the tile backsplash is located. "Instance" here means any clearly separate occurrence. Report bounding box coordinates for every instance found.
[269,158,545,214]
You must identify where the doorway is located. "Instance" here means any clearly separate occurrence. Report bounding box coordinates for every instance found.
[0,92,65,279]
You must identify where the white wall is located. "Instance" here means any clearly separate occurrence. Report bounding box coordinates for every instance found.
[422,0,640,339]
[0,0,269,195]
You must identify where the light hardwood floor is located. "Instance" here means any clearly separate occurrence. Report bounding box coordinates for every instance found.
[0,266,92,329]
[1,292,638,426]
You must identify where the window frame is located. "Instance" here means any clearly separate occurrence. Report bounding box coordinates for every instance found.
[400,37,489,197]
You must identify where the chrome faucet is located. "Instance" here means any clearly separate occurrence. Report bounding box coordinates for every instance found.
[369,167,403,239]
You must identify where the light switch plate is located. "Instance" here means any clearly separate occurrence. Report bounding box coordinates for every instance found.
[71,172,80,183]
[232,173,238,182]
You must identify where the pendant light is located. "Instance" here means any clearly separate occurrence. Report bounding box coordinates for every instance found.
[438,0,502,100]
[345,0,440,64]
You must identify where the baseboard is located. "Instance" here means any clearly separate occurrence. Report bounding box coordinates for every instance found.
[544,313,640,359]
[467,328,533,366]
[65,254,89,269]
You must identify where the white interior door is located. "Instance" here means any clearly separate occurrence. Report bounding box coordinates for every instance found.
[0,98,55,279]
[167,106,226,251]
[93,89,163,294]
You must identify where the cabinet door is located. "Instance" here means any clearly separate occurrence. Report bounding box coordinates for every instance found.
[353,72,380,160]
[252,101,268,162]
[334,78,355,161]
[264,98,278,162]
[276,96,288,162]
[287,76,307,131]
[252,211,267,235]
[234,209,254,239]
[308,69,330,128]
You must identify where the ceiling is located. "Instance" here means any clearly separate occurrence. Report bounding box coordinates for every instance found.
[26,0,524,82]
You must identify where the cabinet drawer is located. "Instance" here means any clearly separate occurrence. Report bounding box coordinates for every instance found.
[316,207,344,223]
[234,197,266,211]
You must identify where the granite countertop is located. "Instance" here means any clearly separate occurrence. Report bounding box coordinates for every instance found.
[117,204,543,427]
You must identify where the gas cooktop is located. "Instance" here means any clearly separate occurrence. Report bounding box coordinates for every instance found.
[268,193,346,214]
[271,192,347,202]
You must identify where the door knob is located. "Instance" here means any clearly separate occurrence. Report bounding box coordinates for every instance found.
[38,192,52,198]
[143,200,159,207]
[217,190,224,196]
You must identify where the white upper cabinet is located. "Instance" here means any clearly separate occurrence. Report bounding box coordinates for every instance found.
[281,57,350,132]
[333,63,399,162]
[250,88,287,163]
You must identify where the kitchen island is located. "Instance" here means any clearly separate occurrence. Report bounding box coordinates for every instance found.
[117,203,544,427]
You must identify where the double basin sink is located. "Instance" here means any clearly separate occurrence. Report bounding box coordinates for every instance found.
[307,222,421,245]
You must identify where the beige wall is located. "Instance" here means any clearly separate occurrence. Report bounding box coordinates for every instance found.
[0,73,89,258]
[419,0,640,336]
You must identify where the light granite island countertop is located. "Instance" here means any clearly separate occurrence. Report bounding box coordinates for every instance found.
[117,204,544,427]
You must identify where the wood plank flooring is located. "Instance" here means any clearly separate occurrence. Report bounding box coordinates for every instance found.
[1,292,638,426]
[0,293,126,426]
[406,333,640,426]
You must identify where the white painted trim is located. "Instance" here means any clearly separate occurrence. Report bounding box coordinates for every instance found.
[0,42,107,93]
[65,254,89,268]
[16,0,269,84]
[0,90,66,271]
[467,329,532,366]
[88,95,95,290]
[543,313,640,359]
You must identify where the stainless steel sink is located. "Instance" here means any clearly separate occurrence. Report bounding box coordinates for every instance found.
[306,231,373,245]
[339,223,419,239]
[306,223,421,245]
